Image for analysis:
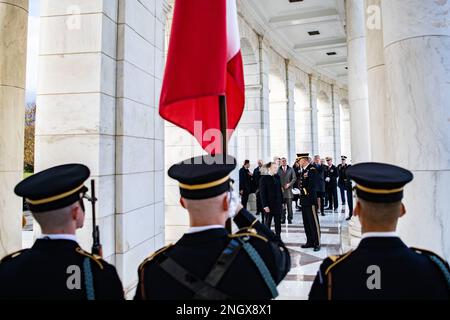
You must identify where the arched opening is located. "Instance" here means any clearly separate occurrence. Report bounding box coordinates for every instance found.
[294,82,311,153]
[340,99,351,160]
[317,91,334,159]
[269,70,288,159]
[233,38,260,167]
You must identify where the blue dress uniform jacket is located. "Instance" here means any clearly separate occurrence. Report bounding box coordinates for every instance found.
[309,237,450,300]
[0,239,124,300]
[135,208,291,300]
[298,164,318,206]
[325,165,338,187]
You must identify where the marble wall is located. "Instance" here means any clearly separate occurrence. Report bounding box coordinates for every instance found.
[0,0,28,259]
[36,0,119,263]
[114,0,168,297]
[35,0,169,297]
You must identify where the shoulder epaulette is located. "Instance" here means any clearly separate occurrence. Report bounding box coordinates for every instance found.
[139,244,174,271]
[411,247,447,264]
[75,247,104,270]
[229,229,268,243]
[0,249,29,264]
[324,250,353,275]
[411,247,450,285]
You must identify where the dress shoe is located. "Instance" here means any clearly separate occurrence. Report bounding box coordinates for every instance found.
[346,216,352,221]
[301,244,314,249]
[314,246,321,252]
[288,220,293,225]
[321,213,326,216]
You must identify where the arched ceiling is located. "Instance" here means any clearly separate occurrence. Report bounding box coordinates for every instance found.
[243,0,347,85]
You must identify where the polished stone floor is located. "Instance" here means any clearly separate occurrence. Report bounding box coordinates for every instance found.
[268,205,352,300]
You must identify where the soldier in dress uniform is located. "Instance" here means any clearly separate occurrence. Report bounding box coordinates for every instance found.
[0,164,124,300]
[324,157,339,212]
[135,154,291,300]
[337,156,353,220]
[297,153,321,252]
[309,163,450,300]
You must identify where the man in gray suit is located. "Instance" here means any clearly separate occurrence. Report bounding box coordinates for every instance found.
[278,157,297,224]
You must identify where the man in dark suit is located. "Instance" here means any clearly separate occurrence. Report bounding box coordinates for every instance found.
[253,160,264,222]
[278,157,297,224]
[309,163,449,300]
[135,155,291,300]
[239,159,253,209]
[298,153,321,252]
[0,164,124,300]
[313,155,326,216]
[325,157,339,211]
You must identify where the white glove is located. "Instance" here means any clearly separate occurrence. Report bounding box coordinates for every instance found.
[325,177,331,182]
[228,191,240,219]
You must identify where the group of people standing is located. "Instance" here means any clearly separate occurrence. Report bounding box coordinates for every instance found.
[239,154,354,252]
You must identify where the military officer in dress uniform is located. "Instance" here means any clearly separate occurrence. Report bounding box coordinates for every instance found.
[324,157,339,212]
[338,156,353,220]
[0,164,124,300]
[297,153,321,252]
[135,154,291,300]
[309,163,450,300]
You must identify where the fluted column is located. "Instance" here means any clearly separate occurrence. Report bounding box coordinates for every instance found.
[382,0,450,260]
[0,0,28,258]
[346,0,371,163]
[365,0,387,162]
[331,85,342,162]
[309,74,319,155]
[285,60,297,162]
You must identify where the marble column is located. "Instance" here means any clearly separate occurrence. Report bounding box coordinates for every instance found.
[309,75,319,155]
[331,85,342,162]
[340,101,352,159]
[0,0,28,258]
[346,0,371,164]
[294,81,313,154]
[381,0,450,260]
[258,36,271,162]
[285,60,297,163]
[365,0,387,162]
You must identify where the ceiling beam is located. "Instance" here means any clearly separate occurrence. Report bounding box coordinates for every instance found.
[294,37,347,52]
[269,9,339,28]
[317,57,347,67]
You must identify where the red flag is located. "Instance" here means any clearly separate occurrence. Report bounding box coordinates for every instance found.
[159,0,245,154]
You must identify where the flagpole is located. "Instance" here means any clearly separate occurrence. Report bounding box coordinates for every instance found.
[219,95,228,158]
[219,95,233,233]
